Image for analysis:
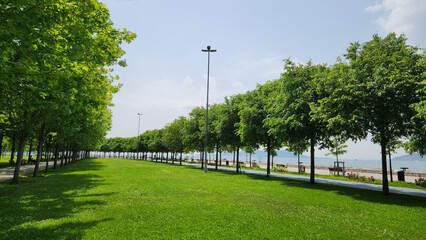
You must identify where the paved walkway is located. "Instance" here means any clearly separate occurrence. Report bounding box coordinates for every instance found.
[178,162,426,198]
[0,161,56,182]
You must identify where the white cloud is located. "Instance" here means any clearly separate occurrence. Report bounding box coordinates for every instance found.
[202,74,217,94]
[231,81,245,93]
[365,4,383,12]
[366,0,426,47]
[108,75,208,138]
[182,75,193,89]
[223,56,284,94]
[107,55,284,138]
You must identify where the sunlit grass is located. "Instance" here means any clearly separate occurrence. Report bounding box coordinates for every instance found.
[0,158,425,239]
[0,156,9,168]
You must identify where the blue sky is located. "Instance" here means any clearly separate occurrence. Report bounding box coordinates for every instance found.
[102,0,426,160]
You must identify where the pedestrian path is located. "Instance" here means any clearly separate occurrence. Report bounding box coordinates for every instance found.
[180,162,426,198]
[0,161,56,182]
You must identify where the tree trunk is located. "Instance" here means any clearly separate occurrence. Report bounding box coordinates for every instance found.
[70,149,73,163]
[310,138,315,184]
[215,145,219,170]
[28,139,33,162]
[381,136,389,195]
[267,138,271,177]
[45,136,52,173]
[388,149,393,182]
[64,146,69,166]
[60,146,65,167]
[34,143,42,176]
[69,147,74,164]
[72,150,77,163]
[10,137,16,162]
[33,124,46,177]
[233,150,235,165]
[297,153,300,173]
[236,147,240,173]
[0,133,3,158]
[180,151,182,165]
[53,145,59,169]
[11,137,27,184]
[220,150,222,166]
[201,151,203,168]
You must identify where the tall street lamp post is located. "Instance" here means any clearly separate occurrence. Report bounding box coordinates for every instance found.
[137,113,143,160]
[201,45,217,173]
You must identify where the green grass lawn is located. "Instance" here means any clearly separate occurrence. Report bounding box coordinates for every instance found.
[0,156,9,168]
[1,158,425,239]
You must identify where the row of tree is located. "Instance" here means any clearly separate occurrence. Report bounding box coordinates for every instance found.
[0,1,135,183]
[101,33,425,195]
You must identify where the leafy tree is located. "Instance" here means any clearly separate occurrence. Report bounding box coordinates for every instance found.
[216,95,245,172]
[285,140,309,173]
[325,137,347,175]
[163,117,187,164]
[270,60,329,183]
[326,33,424,194]
[207,104,223,170]
[184,107,206,166]
[143,129,165,160]
[240,82,281,177]
[387,137,402,182]
[0,1,135,183]
[405,53,426,155]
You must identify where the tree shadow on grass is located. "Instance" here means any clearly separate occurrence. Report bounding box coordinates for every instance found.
[177,164,426,207]
[0,218,114,240]
[0,159,116,239]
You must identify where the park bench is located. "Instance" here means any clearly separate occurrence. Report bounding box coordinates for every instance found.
[329,167,345,175]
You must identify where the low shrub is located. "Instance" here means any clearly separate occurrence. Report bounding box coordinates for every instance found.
[347,172,358,180]
[273,167,287,172]
[347,172,375,183]
[414,178,425,187]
